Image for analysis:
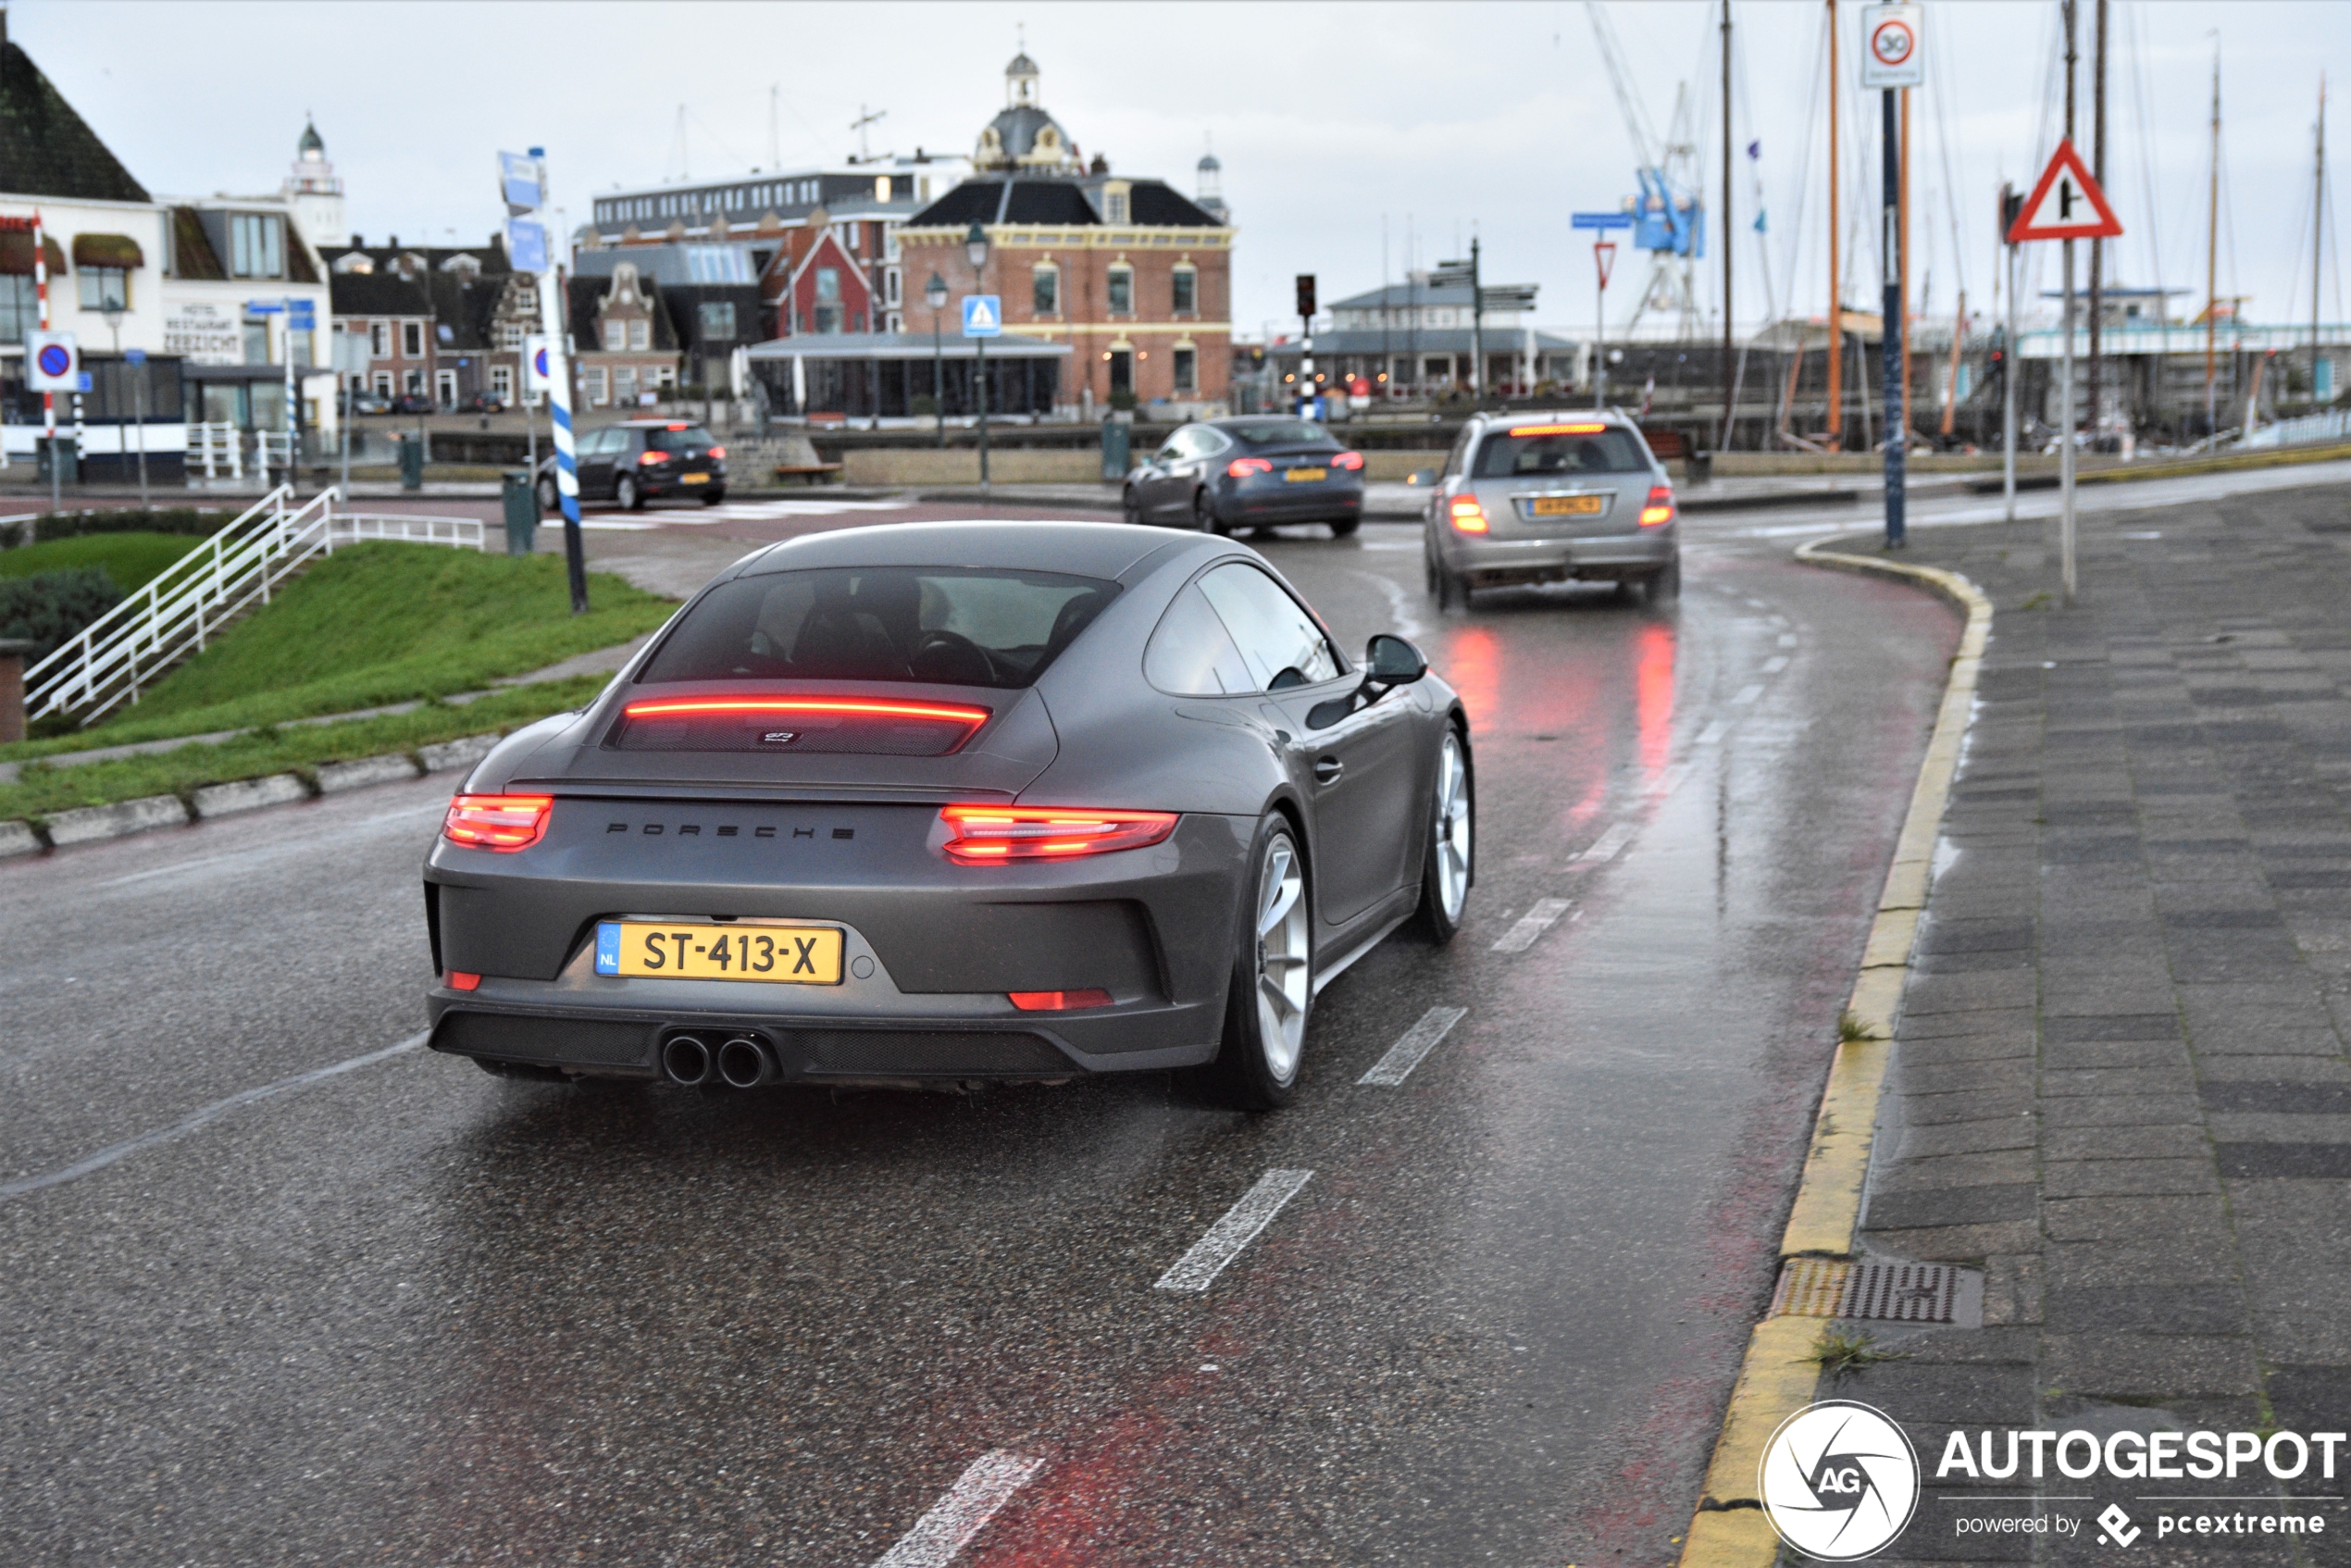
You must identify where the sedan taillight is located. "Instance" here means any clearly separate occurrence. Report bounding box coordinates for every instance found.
[708,444,727,460]
[940,805,1179,862]
[640,450,671,467]
[1639,485,1676,527]
[1328,451,1364,471]
[1226,457,1274,478]
[1448,496,1490,534]
[442,794,553,851]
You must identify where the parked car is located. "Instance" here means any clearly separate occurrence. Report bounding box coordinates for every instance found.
[1422,410,1680,608]
[391,393,434,415]
[1124,416,1365,538]
[422,521,1473,1107]
[462,392,505,414]
[535,419,728,512]
[348,391,392,416]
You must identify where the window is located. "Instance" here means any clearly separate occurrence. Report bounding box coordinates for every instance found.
[402,320,424,357]
[0,275,35,343]
[814,266,842,333]
[497,322,525,351]
[230,213,283,279]
[616,366,639,401]
[434,368,456,407]
[638,566,1119,691]
[584,367,609,405]
[1143,584,1255,696]
[243,318,270,365]
[698,301,737,340]
[1032,263,1059,316]
[1173,346,1197,393]
[1107,266,1132,315]
[77,267,129,311]
[372,371,392,397]
[1105,191,1129,224]
[1193,564,1340,691]
[885,267,902,305]
[603,319,626,352]
[491,365,513,402]
[628,318,650,351]
[1172,266,1197,315]
[1471,426,1650,478]
[369,320,390,357]
[1109,348,1133,394]
[404,368,424,395]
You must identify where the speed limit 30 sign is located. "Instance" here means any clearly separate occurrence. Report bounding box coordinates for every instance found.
[1860,4,1923,89]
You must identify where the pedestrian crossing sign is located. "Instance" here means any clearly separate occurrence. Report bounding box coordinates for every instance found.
[962,294,1002,338]
[2008,139,2122,243]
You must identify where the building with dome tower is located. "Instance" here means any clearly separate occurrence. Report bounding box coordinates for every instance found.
[282,118,346,250]
[893,46,1236,417]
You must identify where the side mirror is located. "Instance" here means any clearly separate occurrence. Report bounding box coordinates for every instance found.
[1364,633,1428,686]
[1406,468,1439,487]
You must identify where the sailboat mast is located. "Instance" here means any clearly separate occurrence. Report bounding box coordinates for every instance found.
[1825,0,1843,448]
[1723,0,1734,448]
[2206,50,2220,439]
[2317,75,2328,388]
[2090,0,2108,436]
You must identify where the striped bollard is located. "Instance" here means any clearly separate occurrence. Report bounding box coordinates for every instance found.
[536,267,587,614]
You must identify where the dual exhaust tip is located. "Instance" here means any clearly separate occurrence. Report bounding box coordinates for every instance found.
[662,1033,776,1089]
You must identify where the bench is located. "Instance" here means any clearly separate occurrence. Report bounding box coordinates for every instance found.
[773,463,844,485]
[1641,429,1691,461]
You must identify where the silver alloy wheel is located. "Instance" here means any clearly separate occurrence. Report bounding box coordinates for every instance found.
[1253,832,1311,1083]
[1432,731,1471,921]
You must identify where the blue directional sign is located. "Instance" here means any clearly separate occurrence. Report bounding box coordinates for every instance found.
[499,151,543,212]
[1571,212,1636,230]
[125,348,146,366]
[962,294,1002,338]
[507,218,548,275]
[287,300,317,329]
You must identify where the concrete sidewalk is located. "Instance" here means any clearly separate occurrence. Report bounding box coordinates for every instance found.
[1813,480,2351,1562]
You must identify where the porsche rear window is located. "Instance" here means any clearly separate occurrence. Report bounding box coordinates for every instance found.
[639,566,1118,690]
[1472,427,1650,477]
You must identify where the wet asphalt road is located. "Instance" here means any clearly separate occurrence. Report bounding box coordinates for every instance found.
[0,508,1957,1566]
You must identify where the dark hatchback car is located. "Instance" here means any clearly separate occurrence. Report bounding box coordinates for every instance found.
[536,419,728,513]
[1125,417,1365,538]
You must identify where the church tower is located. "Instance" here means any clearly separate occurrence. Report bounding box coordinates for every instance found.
[283,118,348,248]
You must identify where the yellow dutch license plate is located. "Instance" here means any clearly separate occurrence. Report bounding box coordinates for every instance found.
[595,921,843,983]
[1530,495,1606,516]
[1285,467,1327,482]
[681,472,711,484]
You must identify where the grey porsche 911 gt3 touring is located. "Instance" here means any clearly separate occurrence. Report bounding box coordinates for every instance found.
[422,520,1473,1108]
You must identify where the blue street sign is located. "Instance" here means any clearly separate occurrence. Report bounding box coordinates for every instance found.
[246,301,285,314]
[125,348,146,366]
[499,151,543,212]
[506,218,548,275]
[961,294,1002,338]
[1571,212,1635,230]
[76,372,92,392]
[288,302,317,328]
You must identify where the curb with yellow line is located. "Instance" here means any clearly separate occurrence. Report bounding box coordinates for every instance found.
[1675,539,1992,1568]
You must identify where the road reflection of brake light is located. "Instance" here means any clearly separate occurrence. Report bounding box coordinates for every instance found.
[1640,485,1675,527]
[1008,989,1113,1011]
[1449,496,1489,533]
[442,794,553,851]
[1226,456,1274,478]
[940,805,1179,862]
[1328,451,1364,471]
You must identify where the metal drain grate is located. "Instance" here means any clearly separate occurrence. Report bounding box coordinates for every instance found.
[1772,1259,1967,1324]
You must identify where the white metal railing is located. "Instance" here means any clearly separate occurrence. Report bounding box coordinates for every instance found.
[23,490,484,726]
[2238,408,2351,451]
[188,422,243,479]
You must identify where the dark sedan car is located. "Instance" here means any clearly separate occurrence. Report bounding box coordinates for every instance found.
[423,521,1473,1108]
[1125,417,1366,538]
[535,419,728,513]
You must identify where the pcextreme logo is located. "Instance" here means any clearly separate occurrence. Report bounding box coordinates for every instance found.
[1759,1400,1922,1560]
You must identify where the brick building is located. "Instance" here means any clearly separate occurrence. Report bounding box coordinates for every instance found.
[894,50,1235,417]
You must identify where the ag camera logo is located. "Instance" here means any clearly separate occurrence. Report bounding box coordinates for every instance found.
[1760,1400,1922,1560]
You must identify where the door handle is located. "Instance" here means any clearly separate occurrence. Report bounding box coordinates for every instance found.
[1313,755,1344,785]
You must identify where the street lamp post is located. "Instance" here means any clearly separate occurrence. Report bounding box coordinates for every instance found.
[925,271,948,450]
[964,222,990,494]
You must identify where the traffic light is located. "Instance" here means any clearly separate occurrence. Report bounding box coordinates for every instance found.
[1294,274,1316,320]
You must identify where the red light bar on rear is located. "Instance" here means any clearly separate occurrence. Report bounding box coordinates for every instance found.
[442,794,553,852]
[1508,423,1609,437]
[939,804,1178,863]
[624,696,990,729]
[1008,989,1113,1011]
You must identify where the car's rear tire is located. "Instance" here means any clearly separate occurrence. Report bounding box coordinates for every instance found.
[536,475,558,515]
[616,474,642,511]
[1207,815,1312,1110]
[1196,489,1228,535]
[1329,514,1362,539]
[701,487,727,506]
[1408,728,1474,942]
[1431,553,1465,611]
[1648,558,1682,603]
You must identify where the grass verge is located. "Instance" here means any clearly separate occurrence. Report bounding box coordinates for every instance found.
[0,675,605,822]
[2,541,672,762]
[0,532,204,591]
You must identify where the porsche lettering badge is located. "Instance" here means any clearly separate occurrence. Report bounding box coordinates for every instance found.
[761,730,800,745]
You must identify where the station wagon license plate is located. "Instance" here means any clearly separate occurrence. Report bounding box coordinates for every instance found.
[1285,467,1327,482]
[1529,495,1606,516]
[681,472,711,484]
[594,921,843,983]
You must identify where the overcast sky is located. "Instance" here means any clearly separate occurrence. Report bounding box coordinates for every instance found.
[23,1,2348,341]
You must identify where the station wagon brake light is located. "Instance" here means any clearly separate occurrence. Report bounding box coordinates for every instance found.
[1639,485,1676,527]
[442,794,553,851]
[1226,456,1274,478]
[1328,451,1364,470]
[940,805,1179,862]
[1509,422,1608,436]
[1449,496,1489,534]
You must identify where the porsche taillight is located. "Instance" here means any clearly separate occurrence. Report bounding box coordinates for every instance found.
[939,805,1179,863]
[442,794,553,851]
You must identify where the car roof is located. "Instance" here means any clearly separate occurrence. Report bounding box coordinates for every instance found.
[614,418,711,429]
[734,520,1203,584]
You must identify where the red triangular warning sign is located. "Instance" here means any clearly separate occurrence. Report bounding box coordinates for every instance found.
[2008,139,2122,243]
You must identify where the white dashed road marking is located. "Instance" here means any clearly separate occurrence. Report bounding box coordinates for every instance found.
[1731,683,1765,705]
[1778,632,1799,648]
[1577,822,1635,863]
[1490,896,1573,953]
[1154,1169,1314,1292]
[1696,720,1731,745]
[1761,655,1790,674]
[871,1450,1046,1568]
[1359,1006,1469,1087]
